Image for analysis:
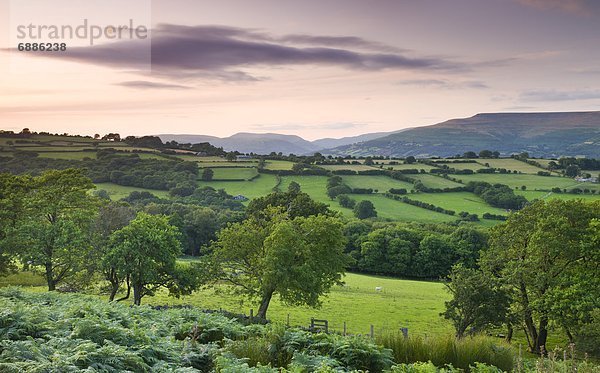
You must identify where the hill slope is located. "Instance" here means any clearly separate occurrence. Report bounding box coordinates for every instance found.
[323,112,600,157]
[158,132,320,154]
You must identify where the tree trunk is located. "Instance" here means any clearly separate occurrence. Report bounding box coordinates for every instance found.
[519,281,538,352]
[133,282,143,306]
[116,276,131,302]
[109,283,119,302]
[506,324,513,343]
[45,262,56,291]
[257,289,274,319]
[535,317,549,355]
[566,329,574,344]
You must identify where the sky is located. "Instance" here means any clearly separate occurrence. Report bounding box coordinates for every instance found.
[1,0,600,140]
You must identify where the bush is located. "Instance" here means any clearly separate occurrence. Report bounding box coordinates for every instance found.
[389,188,408,195]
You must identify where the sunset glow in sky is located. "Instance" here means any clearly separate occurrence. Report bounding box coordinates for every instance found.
[1,0,600,140]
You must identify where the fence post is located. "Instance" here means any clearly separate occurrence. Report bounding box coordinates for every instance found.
[343,321,347,336]
[370,325,374,339]
[287,313,290,326]
[250,309,253,321]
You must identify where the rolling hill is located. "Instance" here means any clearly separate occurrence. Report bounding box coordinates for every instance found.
[158,132,320,155]
[323,112,600,158]
[159,131,395,155]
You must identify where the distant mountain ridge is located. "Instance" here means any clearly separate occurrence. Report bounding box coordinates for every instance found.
[158,131,395,155]
[323,112,600,158]
[159,111,600,157]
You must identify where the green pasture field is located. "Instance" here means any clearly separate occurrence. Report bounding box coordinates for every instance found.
[0,270,451,335]
[533,159,556,168]
[12,146,97,152]
[197,174,279,200]
[353,195,457,223]
[384,163,439,171]
[408,192,508,217]
[205,167,258,180]
[342,175,415,192]
[320,164,379,171]
[409,174,464,189]
[279,175,334,203]
[94,183,170,200]
[516,190,600,202]
[36,151,97,160]
[432,162,488,172]
[476,158,545,174]
[455,173,600,191]
[176,155,257,163]
[197,162,256,168]
[264,160,295,170]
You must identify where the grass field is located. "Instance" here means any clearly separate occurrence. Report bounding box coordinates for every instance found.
[477,158,546,174]
[409,192,508,217]
[516,190,600,201]
[456,173,600,191]
[94,183,170,200]
[0,270,452,336]
[205,167,258,180]
[36,151,98,160]
[433,162,488,172]
[264,160,295,170]
[410,174,464,189]
[342,175,415,192]
[197,174,279,200]
[385,163,439,171]
[320,164,379,171]
[354,195,457,223]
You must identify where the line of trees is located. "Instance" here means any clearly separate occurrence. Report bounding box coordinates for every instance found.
[443,199,600,355]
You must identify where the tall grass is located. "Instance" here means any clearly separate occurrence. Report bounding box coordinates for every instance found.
[376,332,514,372]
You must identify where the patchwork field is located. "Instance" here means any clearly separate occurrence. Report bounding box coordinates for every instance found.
[197,174,279,200]
[206,167,259,180]
[409,174,464,189]
[476,158,546,174]
[342,175,415,192]
[94,183,170,200]
[409,192,508,216]
[456,173,600,191]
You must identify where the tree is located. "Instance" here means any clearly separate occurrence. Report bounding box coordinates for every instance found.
[209,209,349,319]
[337,194,356,209]
[106,213,200,305]
[565,164,580,177]
[0,173,34,275]
[247,191,331,219]
[354,200,377,219]
[479,150,493,158]
[463,151,478,159]
[482,199,600,354]
[225,152,237,162]
[201,168,214,181]
[405,156,416,164]
[414,235,455,278]
[92,202,136,301]
[442,265,509,338]
[15,169,99,291]
[364,157,374,166]
[288,181,301,193]
[327,184,352,200]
